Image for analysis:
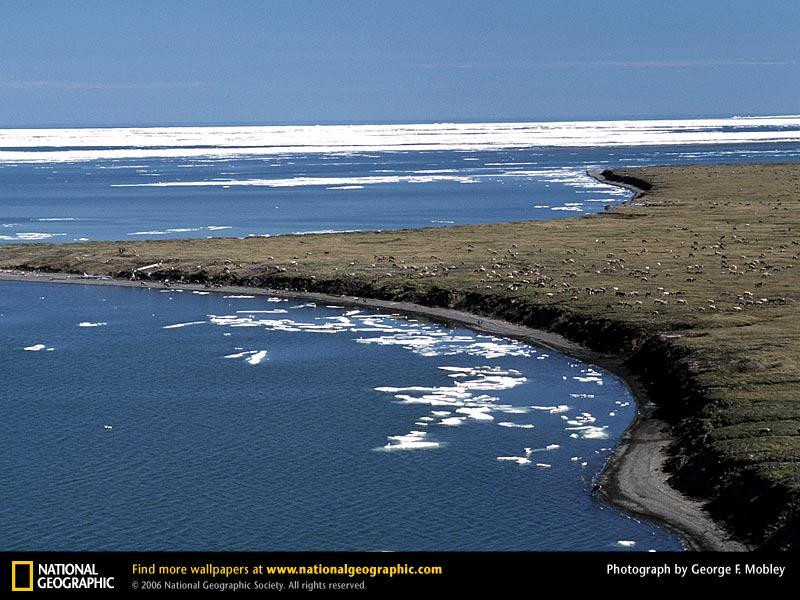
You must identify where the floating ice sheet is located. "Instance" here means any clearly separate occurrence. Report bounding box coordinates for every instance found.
[3,117,800,163]
[223,349,268,365]
[162,321,206,329]
[379,430,440,452]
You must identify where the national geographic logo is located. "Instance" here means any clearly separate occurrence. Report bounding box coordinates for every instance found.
[9,561,115,592]
[11,561,33,592]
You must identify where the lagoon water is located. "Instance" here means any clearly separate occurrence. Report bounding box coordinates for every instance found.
[3,117,800,550]
[0,280,682,551]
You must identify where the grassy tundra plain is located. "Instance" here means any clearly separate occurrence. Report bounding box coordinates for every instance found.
[1,164,798,548]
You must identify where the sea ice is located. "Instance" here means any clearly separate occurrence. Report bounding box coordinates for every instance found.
[380,430,440,451]
[162,321,206,329]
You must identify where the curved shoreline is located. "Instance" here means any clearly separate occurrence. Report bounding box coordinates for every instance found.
[0,267,746,551]
[587,170,742,550]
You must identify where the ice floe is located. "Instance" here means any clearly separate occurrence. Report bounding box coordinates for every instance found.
[573,368,604,385]
[0,232,66,241]
[531,405,570,414]
[379,430,440,452]
[357,332,532,358]
[566,425,610,440]
[113,174,478,188]
[496,450,553,468]
[456,407,494,421]
[224,349,268,365]
[246,350,268,365]
[524,444,560,454]
[374,366,526,412]
[206,309,534,359]
[162,321,206,329]
[23,343,53,352]
[127,225,230,236]
[497,456,531,465]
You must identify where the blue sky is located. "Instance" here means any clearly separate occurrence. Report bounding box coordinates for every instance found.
[1,0,798,126]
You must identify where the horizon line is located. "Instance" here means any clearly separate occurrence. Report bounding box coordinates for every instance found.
[2,113,799,131]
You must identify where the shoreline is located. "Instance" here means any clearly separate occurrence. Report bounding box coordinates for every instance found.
[0,267,746,551]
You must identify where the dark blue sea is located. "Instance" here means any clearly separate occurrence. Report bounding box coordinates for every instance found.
[2,141,800,243]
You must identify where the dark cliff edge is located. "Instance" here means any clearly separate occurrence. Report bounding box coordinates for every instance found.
[599,169,653,193]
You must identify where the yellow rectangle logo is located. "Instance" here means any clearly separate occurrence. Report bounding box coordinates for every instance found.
[11,561,34,592]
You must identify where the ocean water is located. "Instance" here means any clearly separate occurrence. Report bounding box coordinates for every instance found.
[4,117,799,551]
[0,281,682,551]
[2,117,800,243]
